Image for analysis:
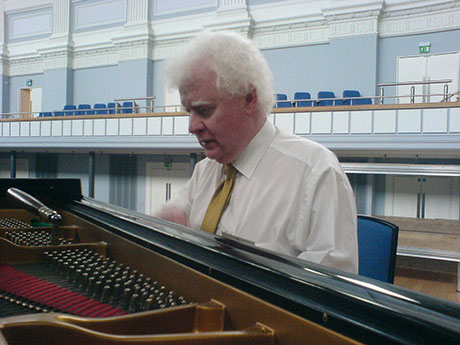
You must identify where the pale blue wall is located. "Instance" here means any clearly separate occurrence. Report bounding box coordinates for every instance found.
[151,0,216,19]
[43,68,73,111]
[73,59,154,107]
[153,59,167,108]
[263,34,378,100]
[153,34,379,106]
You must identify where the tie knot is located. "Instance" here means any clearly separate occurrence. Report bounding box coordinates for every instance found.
[224,164,236,180]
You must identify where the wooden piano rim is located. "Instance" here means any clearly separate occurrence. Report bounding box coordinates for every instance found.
[0,302,275,345]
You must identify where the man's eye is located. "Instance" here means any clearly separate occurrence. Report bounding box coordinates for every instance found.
[197,107,214,117]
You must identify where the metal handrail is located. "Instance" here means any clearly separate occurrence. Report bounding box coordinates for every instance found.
[441,89,460,103]
[274,92,456,108]
[114,96,156,112]
[377,79,452,87]
[0,104,182,119]
[377,79,452,104]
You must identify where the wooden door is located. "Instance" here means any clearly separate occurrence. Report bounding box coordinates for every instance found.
[19,89,31,117]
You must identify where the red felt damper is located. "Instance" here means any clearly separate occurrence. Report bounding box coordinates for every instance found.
[0,264,126,318]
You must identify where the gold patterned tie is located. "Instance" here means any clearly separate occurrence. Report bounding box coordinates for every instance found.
[201,164,237,233]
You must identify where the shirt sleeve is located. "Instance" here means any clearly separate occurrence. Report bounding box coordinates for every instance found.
[295,159,359,274]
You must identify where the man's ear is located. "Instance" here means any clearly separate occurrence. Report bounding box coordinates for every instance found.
[245,86,258,116]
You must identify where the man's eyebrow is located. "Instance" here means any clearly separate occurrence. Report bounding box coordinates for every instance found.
[190,101,213,107]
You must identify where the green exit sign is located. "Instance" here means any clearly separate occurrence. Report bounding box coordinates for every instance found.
[419,43,430,54]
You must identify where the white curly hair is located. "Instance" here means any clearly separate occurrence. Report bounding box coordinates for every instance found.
[166,31,275,115]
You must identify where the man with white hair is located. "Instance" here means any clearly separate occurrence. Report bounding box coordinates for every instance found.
[156,31,358,273]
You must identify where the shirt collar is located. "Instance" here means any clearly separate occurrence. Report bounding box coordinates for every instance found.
[233,119,276,179]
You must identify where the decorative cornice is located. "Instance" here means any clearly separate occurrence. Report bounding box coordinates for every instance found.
[72,47,117,69]
[115,38,153,61]
[151,36,191,61]
[379,4,460,37]
[253,20,329,50]
[329,16,379,39]
[2,0,460,75]
[322,2,383,39]
[382,0,460,17]
[9,56,43,75]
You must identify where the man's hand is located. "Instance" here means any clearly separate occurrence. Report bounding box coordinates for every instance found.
[154,205,190,227]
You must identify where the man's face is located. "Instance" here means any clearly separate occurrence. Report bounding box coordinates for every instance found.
[180,67,254,164]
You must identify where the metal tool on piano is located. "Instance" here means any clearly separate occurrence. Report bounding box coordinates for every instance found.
[7,188,61,245]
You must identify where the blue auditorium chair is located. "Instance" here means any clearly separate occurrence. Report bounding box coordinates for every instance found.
[357,215,399,283]
[94,103,108,115]
[41,112,52,117]
[293,92,312,107]
[343,90,372,105]
[54,111,65,116]
[317,91,336,106]
[63,104,76,116]
[107,102,120,114]
[76,104,91,115]
[275,93,292,108]
[122,101,135,114]
[354,97,372,105]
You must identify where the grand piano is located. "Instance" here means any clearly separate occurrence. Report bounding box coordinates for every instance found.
[0,178,459,345]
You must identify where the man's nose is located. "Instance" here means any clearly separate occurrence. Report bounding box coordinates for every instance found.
[189,112,205,134]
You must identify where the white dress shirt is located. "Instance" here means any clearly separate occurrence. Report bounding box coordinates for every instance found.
[167,119,359,273]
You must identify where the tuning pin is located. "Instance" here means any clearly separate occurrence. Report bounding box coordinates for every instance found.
[129,293,139,313]
[144,297,155,311]
[101,285,111,304]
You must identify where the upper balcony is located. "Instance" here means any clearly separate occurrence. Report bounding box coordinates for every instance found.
[1,84,460,158]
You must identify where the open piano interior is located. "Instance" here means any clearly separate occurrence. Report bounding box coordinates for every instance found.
[1,178,460,345]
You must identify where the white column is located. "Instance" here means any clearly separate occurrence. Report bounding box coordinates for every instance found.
[0,1,4,43]
[206,0,252,34]
[114,0,152,61]
[218,0,247,10]
[0,0,6,55]
[126,0,149,24]
[52,0,71,37]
